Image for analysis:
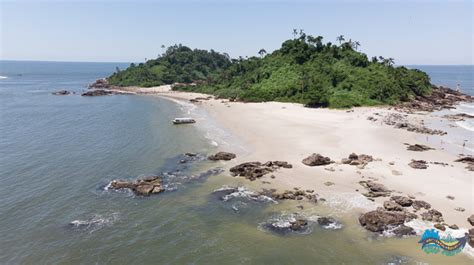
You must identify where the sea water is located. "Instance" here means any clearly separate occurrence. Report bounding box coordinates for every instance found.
[0,61,472,264]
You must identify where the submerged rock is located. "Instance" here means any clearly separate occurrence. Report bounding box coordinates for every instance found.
[260,214,312,235]
[81,89,115,96]
[208,152,236,161]
[359,209,415,234]
[52,90,72,95]
[391,225,416,237]
[109,176,164,196]
[302,153,333,166]
[229,161,292,181]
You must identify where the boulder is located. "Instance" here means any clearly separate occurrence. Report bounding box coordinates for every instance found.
[52,90,72,95]
[392,225,416,236]
[81,89,114,96]
[391,196,413,207]
[468,214,474,226]
[469,228,474,248]
[409,160,428,169]
[88,78,110,89]
[420,209,444,223]
[208,152,236,161]
[358,210,410,233]
[412,200,431,210]
[290,219,308,231]
[455,156,474,171]
[359,180,391,197]
[406,144,433,152]
[341,153,374,168]
[109,176,164,196]
[434,223,446,231]
[302,153,333,166]
[384,201,404,211]
[229,161,291,181]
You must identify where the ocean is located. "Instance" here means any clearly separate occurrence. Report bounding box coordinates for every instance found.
[0,61,472,264]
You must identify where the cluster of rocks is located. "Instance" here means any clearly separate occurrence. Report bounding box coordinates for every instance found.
[455,156,474,171]
[408,159,428,169]
[189,96,213,103]
[406,144,433,152]
[359,180,391,198]
[229,161,292,181]
[261,214,341,235]
[109,176,164,196]
[375,113,446,135]
[396,86,473,113]
[88,78,110,89]
[359,209,417,236]
[260,188,319,203]
[302,153,334,166]
[81,90,115,96]
[52,90,74,95]
[208,152,236,161]
[341,153,374,168]
[443,113,474,121]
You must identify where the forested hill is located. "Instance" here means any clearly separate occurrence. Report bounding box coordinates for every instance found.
[108,44,231,87]
[108,32,432,108]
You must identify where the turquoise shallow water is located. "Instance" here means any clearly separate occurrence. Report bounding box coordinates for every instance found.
[0,61,473,264]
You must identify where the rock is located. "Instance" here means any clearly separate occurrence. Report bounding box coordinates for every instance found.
[392,225,416,237]
[406,144,433,152]
[443,113,474,121]
[434,223,446,231]
[302,153,333,166]
[229,161,291,181]
[412,200,431,210]
[208,152,236,161]
[384,201,404,211]
[52,90,72,95]
[358,209,411,233]
[449,224,459,230]
[409,160,428,169]
[109,176,164,196]
[446,195,455,200]
[455,156,474,171]
[324,181,335,186]
[185,152,197,157]
[420,209,444,223]
[317,217,341,229]
[342,153,374,168]
[468,215,474,226]
[359,180,391,197]
[391,196,413,207]
[469,228,474,248]
[81,89,115,96]
[88,78,110,89]
[290,219,308,231]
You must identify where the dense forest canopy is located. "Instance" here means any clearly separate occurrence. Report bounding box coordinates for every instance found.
[108,31,432,108]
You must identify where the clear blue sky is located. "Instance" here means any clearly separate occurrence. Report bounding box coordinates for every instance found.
[1,0,472,65]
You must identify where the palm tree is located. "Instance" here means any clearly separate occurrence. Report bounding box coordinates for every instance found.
[336,35,345,44]
[387,58,395,66]
[353,41,361,50]
[292,29,298,38]
[258,49,267,57]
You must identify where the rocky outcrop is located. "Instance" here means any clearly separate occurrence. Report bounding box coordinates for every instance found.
[302,153,333,166]
[359,180,391,197]
[391,225,416,236]
[384,201,404,211]
[391,196,413,207]
[468,215,474,226]
[208,152,236,161]
[406,144,433,152]
[420,209,444,223]
[409,160,428,169]
[261,188,318,203]
[455,156,474,171]
[341,153,374,168]
[396,86,473,112]
[376,113,446,135]
[358,209,415,234]
[88,78,110,89]
[443,113,474,121]
[469,228,474,248]
[52,90,73,95]
[81,90,115,96]
[109,176,164,196]
[229,161,292,181]
[412,200,431,211]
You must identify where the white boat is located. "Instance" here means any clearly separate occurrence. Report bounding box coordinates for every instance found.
[172,118,196,124]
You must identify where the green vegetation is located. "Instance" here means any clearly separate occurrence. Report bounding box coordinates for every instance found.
[108,31,432,108]
[108,44,231,87]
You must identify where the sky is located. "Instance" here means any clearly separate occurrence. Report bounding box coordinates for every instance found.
[1,0,473,65]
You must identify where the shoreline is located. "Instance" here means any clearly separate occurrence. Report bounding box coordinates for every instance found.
[110,85,472,257]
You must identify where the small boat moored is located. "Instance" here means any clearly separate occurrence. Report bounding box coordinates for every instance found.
[172,117,196,124]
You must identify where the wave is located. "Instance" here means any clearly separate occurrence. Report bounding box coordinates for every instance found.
[456,120,474,132]
[68,213,119,233]
[453,103,474,116]
[0,75,7,79]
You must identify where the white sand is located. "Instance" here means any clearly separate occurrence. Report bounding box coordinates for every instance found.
[125,86,473,229]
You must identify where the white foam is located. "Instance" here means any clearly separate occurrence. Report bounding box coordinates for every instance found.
[215,186,277,203]
[0,75,7,79]
[323,192,378,212]
[69,213,119,233]
[456,120,474,132]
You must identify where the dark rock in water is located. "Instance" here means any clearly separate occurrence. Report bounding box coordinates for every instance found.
[185,152,197,157]
[397,86,473,112]
[455,156,474,171]
[290,219,308,231]
[317,217,341,229]
[443,113,474,121]
[391,225,416,237]
[409,160,428,169]
[302,153,333,166]
[468,228,474,248]
[467,214,474,226]
[261,188,318,203]
[420,209,444,223]
[412,200,431,210]
[88,78,110,89]
[109,176,164,196]
[260,214,312,235]
[52,90,72,95]
[208,152,236,161]
[390,196,413,207]
[359,209,414,233]
[81,89,115,96]
[406,144,433,152]
[229,161,291,181]
[341,153,374,168]
[384,201,404,211]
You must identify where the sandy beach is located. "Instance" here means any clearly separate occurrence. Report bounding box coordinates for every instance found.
[130,86,473,233]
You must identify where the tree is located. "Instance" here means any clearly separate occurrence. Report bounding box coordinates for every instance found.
[292,29,298,38]
[353,41,361,50]
[336,35,345,44]
[258,48,267,57]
